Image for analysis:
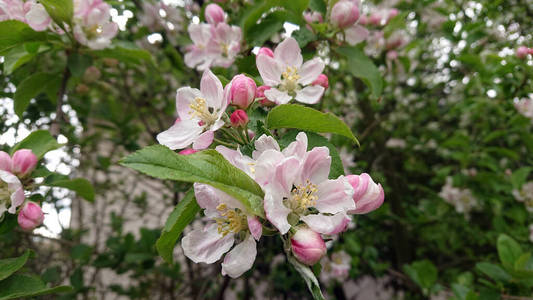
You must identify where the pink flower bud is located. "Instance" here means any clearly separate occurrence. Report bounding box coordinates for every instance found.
[359,15,368,25]
[179,148,198,155]
[346,173,384,214]
[205,3,225,25]
[230,74,256,109]
[303,11,323,24]
[230,109,249,127]
[12,149,37,177]
[369,13,382,26]
[330,0,359,29]
[291,227,327,265]
[17,202,44,231]
[517,46,529,59]
[386,50,398,60]
[312,74,329,89]
[256,85,275,106]
[257,47,274,58]
[0,151,12,172]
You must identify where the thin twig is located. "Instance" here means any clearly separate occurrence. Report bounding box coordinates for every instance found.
[51,55,71,137]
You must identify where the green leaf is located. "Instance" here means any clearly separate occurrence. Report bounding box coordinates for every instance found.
[0,250,30,281]
[497,234,522,268]
[266,104,358,144]
[121,146,264,217]
[279,130,345,178]
[383,12,408,38]
[0,213,18,235]
[12,130,62,159]
[67,53,93,77]
[245,11,286,46]
[44,178,95,202]
[0,21,47,54]
[89,42,153,65]
[515,253,532,271]
[336,46,383,98]
[13,72,61,117]
[282,0,310,16]
[292,27,316,48]
[403,260,438,289]
[4,45,36,75]
[287,256,325,300]
[510,167,532,189]
[39,0,73,28]
[309,0,327,14]
[476,262,512,282]
[0,274,72,300]
[156,189,200,264]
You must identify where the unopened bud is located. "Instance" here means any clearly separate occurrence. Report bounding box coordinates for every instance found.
[179,148,198,155]
[312,74,329,89]
[205,4,225,25]
[230,109,249,127]
[291,227,327,265]
[12,149,37,177]
[346,173,385,214]
[230,74,256,109]
[257,47,274,58]
[17,202,44,231]
[331,0,360,29]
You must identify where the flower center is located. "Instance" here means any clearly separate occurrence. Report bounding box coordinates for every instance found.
[188,97,218,126]
[0,181,9,204]
[215,203,247,236]
[285,180,318,214]
[85,24,103,39]
[280,66,300,94]
[220,42,229,57]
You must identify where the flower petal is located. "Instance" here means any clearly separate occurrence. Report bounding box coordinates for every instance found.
[282,132,308,159]
[254,149,286,186]
[193,130,214,149]
[182,223,234,264]
[264,88,292,105]
[300,212,351,235]
[274,37,303,69]
[201,69,224,109]
[216,146,255,177]
[221,234,257,278]
[295,85,324,104]
[156,119,203,150]
[298,146,330,185]
[176,87,203,120]
[247,216,262,241]
[345,24,369,45]
[264,192,292,235]
[193,183,220,212]
[188,23,212,45]
[315,177,355,214]
[256,55,282,86]
[298,58,325,85]
[252,135,280,160]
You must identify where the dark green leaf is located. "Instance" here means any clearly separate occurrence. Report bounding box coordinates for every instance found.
[0,250,30,281]
[68,53,93,77]
[497,234,522,268]
[12,130,62,159]
[309,0,327,14]
[403,260,438,289]
[266,104,358,144]
[476,262,512,282]
[0,21,47,54]
[336,46,383,98]
[245,11,286,46]
[121,146,264,217]
[0,274,72,300]
[89,42,153,65]
[13,72,61,117]
[156,189,200,263]
[39,0,73,28]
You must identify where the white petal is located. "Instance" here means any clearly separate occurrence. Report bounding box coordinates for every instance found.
[156,120,203,150]
[295,85,324,104]
[264,192,292,234]
[345,24,369,45]
[201,69,224,109]
[274,37,303,69]
[298,147,331,185]
[256,55,282,86]
[300,212,351,235]
[282,132,308,159]
[176,87,203,120]
[221,235,257,278]
[182,223,234,264]
[264,88,292,105]
[315,178,356,214]
[298,58,325,85]
[252,135,280,160]
[193,130,214,149]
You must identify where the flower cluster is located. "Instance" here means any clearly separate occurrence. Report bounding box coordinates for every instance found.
[184,3,241,70]
[73,0,118,49]
[139,1,182,33]
[516,46,533,59]
[0,0,51,31]
[439,177,478,215]
[320,250,352,283]
[513,182,533,212]
[0,149,43,231]
[514,98,533,121]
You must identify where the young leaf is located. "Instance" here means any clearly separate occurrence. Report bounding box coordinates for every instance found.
[287,256,325,300]
[44,177,95,202]
[336,46,383,98]
[403,260,438,290]
[0,250,30,281]
[0,274,72,300]
[121,145,264,217]
[156,189,200,263]
[12,130,62,159]
[497,234,522,268]
[0,21,47,54]
[475,262,512,282]
[89,42,153,65]
[13,72,61,117]
[39,0,73,28]
[266,104,358,144]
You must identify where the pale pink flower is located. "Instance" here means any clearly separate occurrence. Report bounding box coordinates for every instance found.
[17,201,44,231]
[303,11,323,24]
[73,0,118,49]
[514,98,533,120]
[291,226,327,265]
[320,250,351,283]
[184,23,214,70]
[12,149,37,177]
[0,0,51,31]
[261,132,354,234]
[157,70,228,150]
[0,0,25,22]
[346,173,384,214]
[257,47,274,58]
[182,183,262,278]
[0,170,25,215]
[207,23,242,68]
[517,46,529,59]
[256,37,325,104]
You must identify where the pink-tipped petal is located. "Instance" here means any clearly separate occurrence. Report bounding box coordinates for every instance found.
[298,58,325,85]
[298,147,331,185]
[156,119,203,150]
[182,223,235,264]
[282,132,308,159]
[315,177,355,214]
[264,192,292,235]
[252,135,280,160]
[256,54,282,86]
[300,212,351,235]
[193,130,214,149]
[295,85,324,104]
[221,234,257,278]
[345,24,369,45]
[247,216,262,241]
[0,151,12,172]
[274,37,303,69]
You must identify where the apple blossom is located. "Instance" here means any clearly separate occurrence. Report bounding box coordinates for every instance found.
[181,183,262,278]
[230,109,249,127]
[344,24,369,45]
[257,47,274,58]
[256,37,325,104]
[184,23,213,70]
[290,227,327,265]
[205,3,225,25]
[517,46,529,59]
[345,173,384,214]
[17,201,44,231]
[439,177,478,215]
[73,0,118,49]
[320,250,351,283]
[312,74,329,90]
[157,70,228,150]
[12,149,37,177]
[330,0,360,29]
[207,23,242,68]
[0,170,25,215]
[0,0,51,31]
[260,132,354,235]
[229,74,256,109]
[303,11,323,24]
[514,98,533,120]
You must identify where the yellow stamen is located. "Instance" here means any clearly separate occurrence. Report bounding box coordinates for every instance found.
[286,180,318,214]
[215,203,247,236]
[188,97,218,126]
[280,66,301,94]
